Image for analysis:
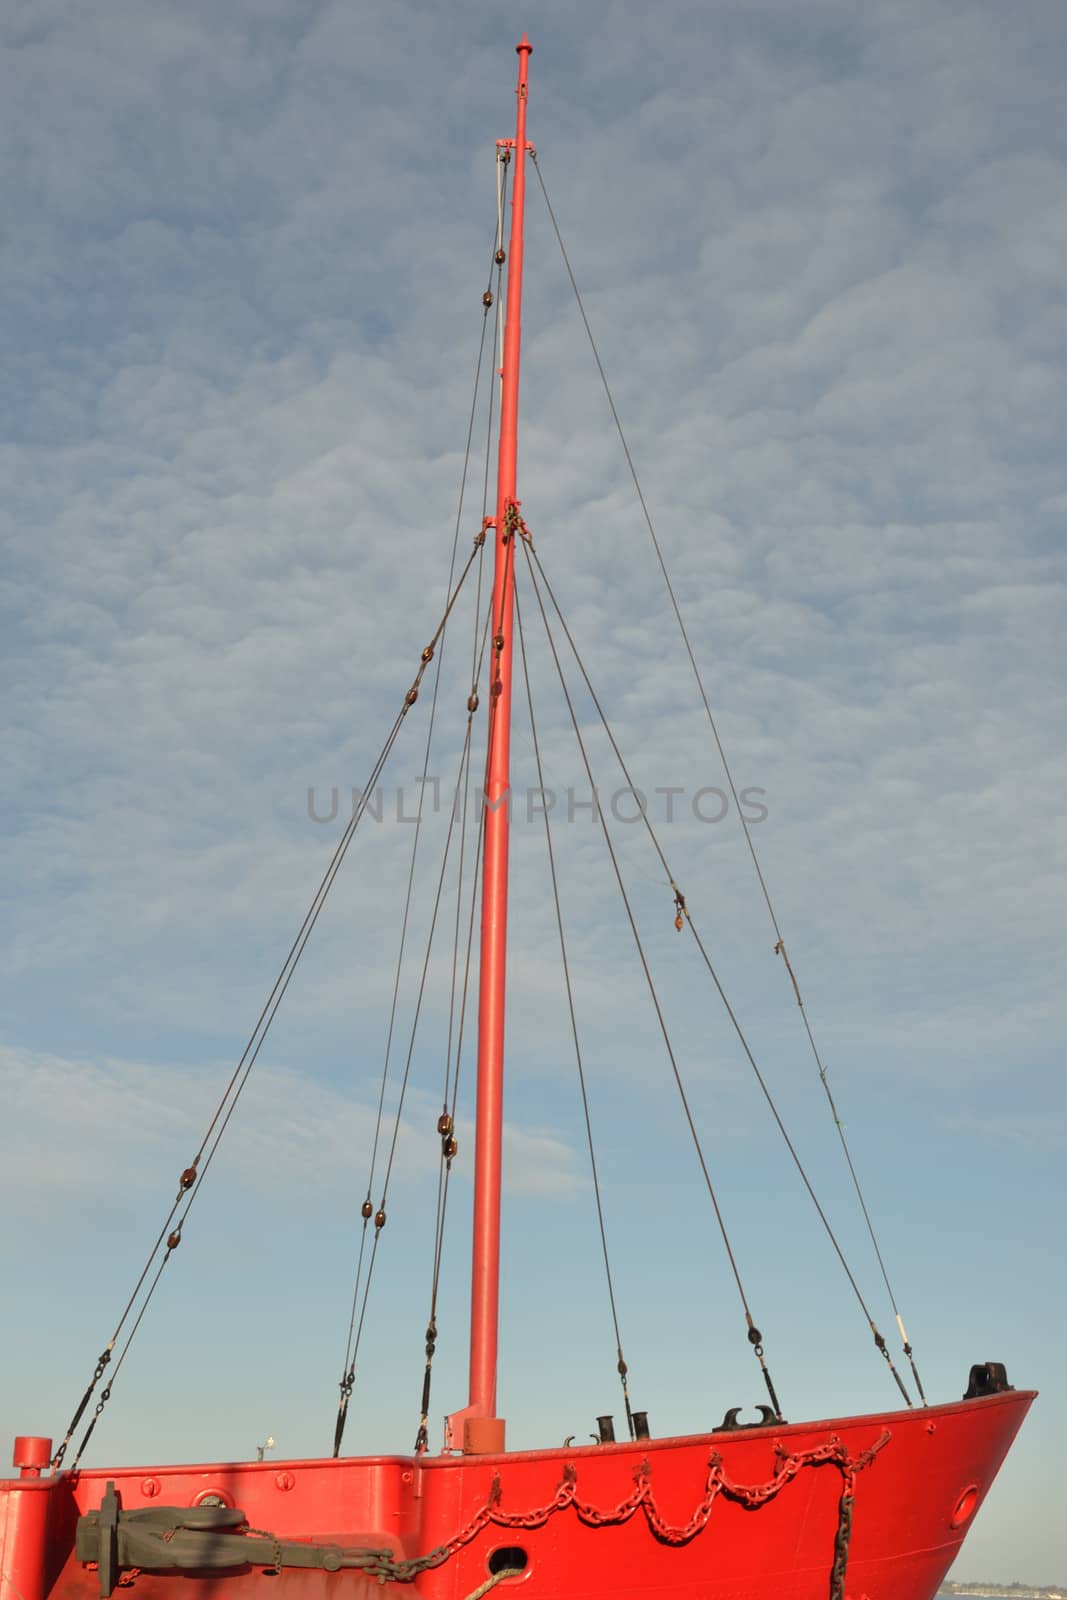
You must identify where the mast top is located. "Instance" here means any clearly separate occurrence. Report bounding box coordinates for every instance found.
[516,33,532,57]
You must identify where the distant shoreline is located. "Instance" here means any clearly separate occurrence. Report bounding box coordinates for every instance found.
[938,1587,1066,1599]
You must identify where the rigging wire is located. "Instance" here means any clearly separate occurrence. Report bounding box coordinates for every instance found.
[523,539,912,1408]
[446,179,509,1127]
[415,152,521,1446]
[339,710,479,1454]
[415,499,519,1451]
[530,150,923,1403]
[495,148,508,406]
[333,712,479,1457]
[416,590,494,1452]
[415,161,513,1450]
[442,597,497,1154]
[332,200,507,1455]
[55,546,481,1474]
[345,294,520,1459]
[518,533,783,1421]
[365,530,517,1457]
[514,575,636,1439]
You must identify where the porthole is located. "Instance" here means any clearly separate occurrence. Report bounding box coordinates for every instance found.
[950,1484,980,1529]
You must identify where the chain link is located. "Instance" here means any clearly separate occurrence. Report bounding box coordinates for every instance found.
[352,1429,891,1586]
[829,1488,855,1600]
[78,1432,888,1593]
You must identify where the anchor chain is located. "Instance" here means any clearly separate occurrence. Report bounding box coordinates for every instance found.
[75,1432,888,1598]
[363,1429,890,1587]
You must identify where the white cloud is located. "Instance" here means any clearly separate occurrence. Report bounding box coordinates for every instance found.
[1,0,1064,1580]
[0,1045,585,1213]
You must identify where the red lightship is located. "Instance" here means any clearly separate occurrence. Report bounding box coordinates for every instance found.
[1,36,1033,1600]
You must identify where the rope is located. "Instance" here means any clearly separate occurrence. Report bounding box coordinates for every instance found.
[57,542,481,1472]
[416,594,496,1453]
[463,1571,524,1600]
[518,538,772,1392]
[416,596,498,1453]
[423,168,511,1381]
[523,540,911,1407]
[495,149,507,405]
[531,149,923,1401]
[65,701,414,1472]
[515,576,636,1437]
[414,166,511,1433]
[333,215,504,1457]
[339,713,480,1452]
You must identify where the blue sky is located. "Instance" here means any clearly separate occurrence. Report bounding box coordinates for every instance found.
[2,0,1065,1586]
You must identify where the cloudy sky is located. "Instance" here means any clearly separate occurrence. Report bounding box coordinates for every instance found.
[2,0,1065,1585]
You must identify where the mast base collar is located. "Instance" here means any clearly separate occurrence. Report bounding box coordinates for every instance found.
[463,1417,506,1455]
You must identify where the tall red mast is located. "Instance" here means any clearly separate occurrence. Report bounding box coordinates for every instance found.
[450,34,532,1457]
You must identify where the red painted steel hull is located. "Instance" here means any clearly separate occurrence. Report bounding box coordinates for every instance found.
[1,1389,1033,1600]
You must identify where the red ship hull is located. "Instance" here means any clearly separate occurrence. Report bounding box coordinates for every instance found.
[2,1389,1033,1600]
